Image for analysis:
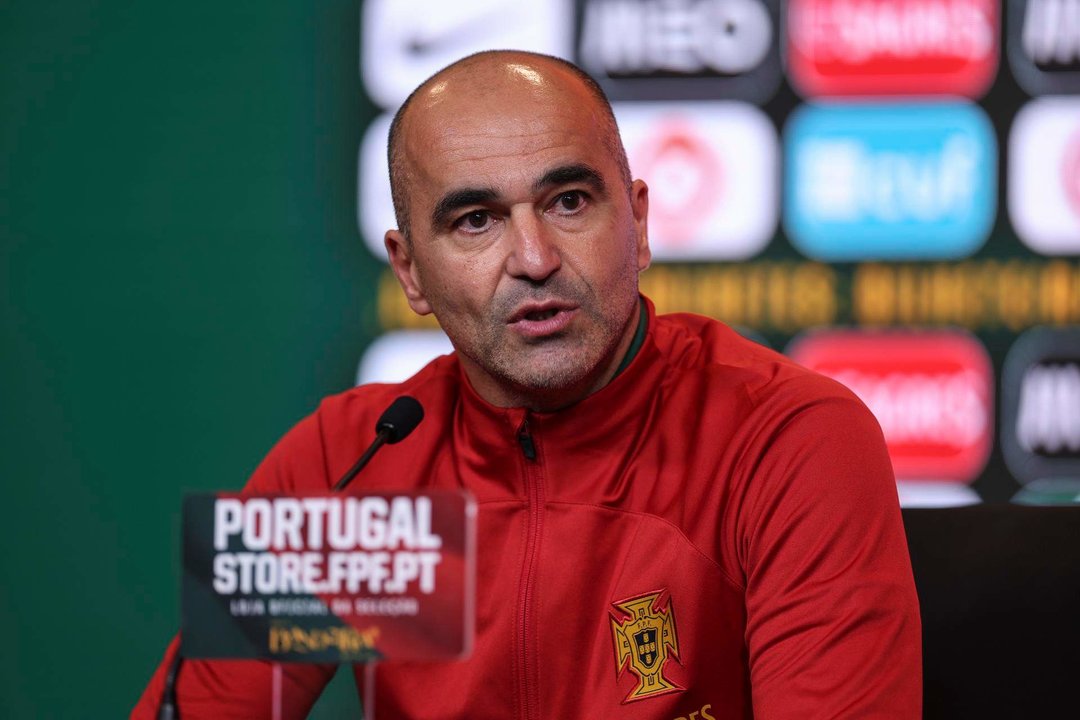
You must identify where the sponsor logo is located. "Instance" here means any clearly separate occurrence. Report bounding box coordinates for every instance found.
[1007,0,1080,95]
[616,101,777,260]
[269,623,381,660]
[577,0,781,101]
[1016,364,1080,457]
[610,590,682,702]
[356,330,454,385]
[786,0,998,97]
[1002,328,1080,483]
[1008,98,1080,255]
[673,705,717,720]
[788,330,993,483]
[362,0,574,109]
[783,103,996,261]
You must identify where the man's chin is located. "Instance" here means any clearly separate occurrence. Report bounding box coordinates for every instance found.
[497,353,610,406]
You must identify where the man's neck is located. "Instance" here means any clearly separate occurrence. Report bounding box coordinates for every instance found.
[610,296,648,381]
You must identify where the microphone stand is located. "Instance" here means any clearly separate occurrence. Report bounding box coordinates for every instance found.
[364,662,378,720]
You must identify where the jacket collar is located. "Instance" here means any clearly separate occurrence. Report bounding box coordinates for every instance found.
[448,297,667,487]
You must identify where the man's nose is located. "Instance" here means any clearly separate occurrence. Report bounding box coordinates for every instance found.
[504,208,561,283]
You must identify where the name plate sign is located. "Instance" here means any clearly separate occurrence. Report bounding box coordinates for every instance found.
[181,490,475,663]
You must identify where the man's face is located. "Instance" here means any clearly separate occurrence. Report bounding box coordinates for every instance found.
[386,61,650,410]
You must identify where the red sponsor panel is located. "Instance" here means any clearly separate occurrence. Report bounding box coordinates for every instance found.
[786,0,999,97]
[789,331,993,482]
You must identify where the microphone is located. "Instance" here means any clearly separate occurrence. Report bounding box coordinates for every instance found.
[334,396,425,491]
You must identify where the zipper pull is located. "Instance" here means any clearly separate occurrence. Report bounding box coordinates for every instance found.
[517,422,537,461]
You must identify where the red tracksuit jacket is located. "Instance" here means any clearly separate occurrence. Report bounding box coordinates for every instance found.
[135,301,921,719]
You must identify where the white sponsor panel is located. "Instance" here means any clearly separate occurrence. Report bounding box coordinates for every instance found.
[357,330,454,386]
[615,101,777,260]
[1008,97,1080,255]
[359,113,396,260]
[362,0,574,109]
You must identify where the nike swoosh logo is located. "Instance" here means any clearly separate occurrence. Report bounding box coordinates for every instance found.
[404,3,507,56]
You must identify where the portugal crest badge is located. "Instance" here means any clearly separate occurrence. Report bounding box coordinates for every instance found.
[609,590,682,702]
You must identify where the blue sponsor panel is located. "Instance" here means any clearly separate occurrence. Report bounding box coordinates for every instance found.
[783,103,997,261]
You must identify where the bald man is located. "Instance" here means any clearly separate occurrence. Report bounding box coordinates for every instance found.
[134,52,921,719]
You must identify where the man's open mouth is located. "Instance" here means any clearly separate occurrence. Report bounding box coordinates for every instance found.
[508,303,578,338]
[525,308,560,321]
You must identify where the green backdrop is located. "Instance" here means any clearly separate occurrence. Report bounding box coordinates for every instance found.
[1,1,377,715]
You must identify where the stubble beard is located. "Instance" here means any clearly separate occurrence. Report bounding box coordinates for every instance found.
[458,273,637,406]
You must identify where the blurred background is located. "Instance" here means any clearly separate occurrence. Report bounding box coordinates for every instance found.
[2,0,1078,716]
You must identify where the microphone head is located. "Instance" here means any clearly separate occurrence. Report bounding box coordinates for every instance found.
[376,395,424,444]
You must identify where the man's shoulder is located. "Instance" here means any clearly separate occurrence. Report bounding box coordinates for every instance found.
[651,311,863,411]
[317,352,463,426]
[247,354,463,493]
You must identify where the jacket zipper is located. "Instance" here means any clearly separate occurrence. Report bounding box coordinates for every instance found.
[517,423,537,461]
[516,418,542,720]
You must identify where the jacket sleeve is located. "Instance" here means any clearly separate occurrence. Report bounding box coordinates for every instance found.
[131,411,337,719]
[739,393,922,719]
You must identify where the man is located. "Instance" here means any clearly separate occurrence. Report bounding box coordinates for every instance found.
[135,51,920,718]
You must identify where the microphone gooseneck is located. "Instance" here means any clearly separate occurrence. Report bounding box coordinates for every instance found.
[156,647,183,720]
[334,396,425,491]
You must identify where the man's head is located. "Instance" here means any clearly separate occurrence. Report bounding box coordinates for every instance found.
[383,51,650,411]
[388,53,632,240]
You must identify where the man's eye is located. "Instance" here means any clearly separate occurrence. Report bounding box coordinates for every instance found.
[457,211,493,233]
[553,191,585,214]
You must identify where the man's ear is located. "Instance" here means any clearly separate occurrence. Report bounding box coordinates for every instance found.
[630,179,651,271]
[385,229,433,316]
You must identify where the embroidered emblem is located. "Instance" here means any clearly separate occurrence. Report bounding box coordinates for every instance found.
[609,590,682,702]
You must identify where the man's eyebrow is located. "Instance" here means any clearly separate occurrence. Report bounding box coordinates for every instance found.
[429,165,607,230]
[531,164,607,195]
[431,187,499,230]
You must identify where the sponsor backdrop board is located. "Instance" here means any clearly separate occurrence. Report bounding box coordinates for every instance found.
[3,0,1080,716]
[358,0,1080,511]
